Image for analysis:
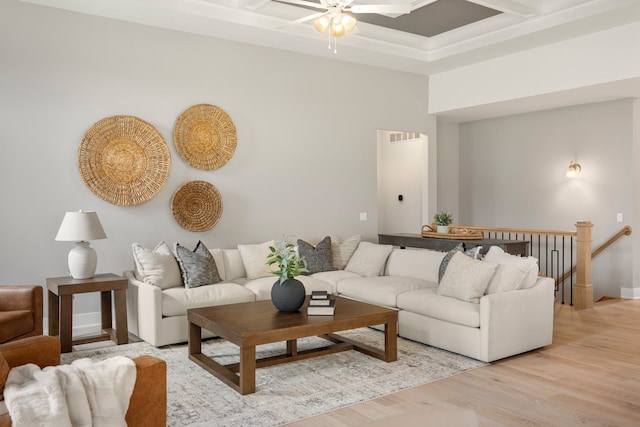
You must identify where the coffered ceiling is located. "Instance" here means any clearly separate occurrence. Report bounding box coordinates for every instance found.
[22,0,640,76]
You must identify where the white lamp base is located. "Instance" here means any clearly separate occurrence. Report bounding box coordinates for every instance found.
[68,241,97,279]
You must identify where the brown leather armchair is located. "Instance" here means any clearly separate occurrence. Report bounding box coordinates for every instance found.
[0,285,43,344]
[0,336,167,426]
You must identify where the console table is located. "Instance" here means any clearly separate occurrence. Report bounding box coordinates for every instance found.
[378,233,529,256]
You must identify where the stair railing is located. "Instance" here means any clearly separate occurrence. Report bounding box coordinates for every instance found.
[461,222,632,309]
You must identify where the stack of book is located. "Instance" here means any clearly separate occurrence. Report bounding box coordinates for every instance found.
[307,291,335,316]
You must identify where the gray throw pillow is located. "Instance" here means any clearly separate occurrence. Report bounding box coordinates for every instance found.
[175,241,222,288]
[297,236,335,274]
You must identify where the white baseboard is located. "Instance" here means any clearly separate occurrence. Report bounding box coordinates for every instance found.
[620,287,640,299]
[43,311,111,337]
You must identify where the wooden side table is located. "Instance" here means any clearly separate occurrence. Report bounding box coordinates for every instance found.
[46,273,128,353]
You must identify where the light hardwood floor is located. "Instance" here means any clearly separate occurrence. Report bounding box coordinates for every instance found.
[287,299,640,426]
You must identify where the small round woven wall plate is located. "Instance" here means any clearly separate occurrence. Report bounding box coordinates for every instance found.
[78,115,171,206]
[174,104,237,170]
[171,180,223,232]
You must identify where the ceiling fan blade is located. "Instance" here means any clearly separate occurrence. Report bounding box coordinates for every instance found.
[291,11,328,25]
[275,0,328,10]
[279,11,328,28]
[348,4,412,14]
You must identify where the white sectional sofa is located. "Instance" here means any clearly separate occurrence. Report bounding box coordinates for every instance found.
[125,240,554,362]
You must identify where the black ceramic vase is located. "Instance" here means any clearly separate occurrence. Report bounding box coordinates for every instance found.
[271,278,306,312]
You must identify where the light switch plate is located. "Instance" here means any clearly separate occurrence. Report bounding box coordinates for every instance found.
[617,213,623,223]
[360,212,367,221]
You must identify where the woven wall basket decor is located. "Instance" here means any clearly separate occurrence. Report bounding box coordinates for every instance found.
[171,180,223,232]
[174,104,237,170]
[78,115,171,206]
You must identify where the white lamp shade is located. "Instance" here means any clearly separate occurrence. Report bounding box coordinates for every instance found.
[55,211,106,242]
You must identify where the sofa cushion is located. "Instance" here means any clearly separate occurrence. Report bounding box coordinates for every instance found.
[397,288,481,328]
[221,249,246,281]
[385,248,444,284]
[310,270,361,293]
[132,241,182,290]
[0,311,33,343]
[337,276,430,308]
[330,235,361,270]
[297,236,335,274]
[161,283,256,316]
[238,241,276,280]
[241,275,334,301]
[484,246,538,290]
[210,248,225,282]
[345,242,393,277]
[437,252,497,304]
[175,241,222,288]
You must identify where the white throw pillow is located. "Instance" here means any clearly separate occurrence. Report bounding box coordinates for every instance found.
[238,240,276,280]
[484,246,539,290]
[344,242,393,277]
[437,252,497,304]
[485,264,526,294]
[330,235,361,270]
[132,241,182,290]
[221,249,246,281]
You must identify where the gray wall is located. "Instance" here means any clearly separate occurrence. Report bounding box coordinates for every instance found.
[436,120,459,222]
[0,1,429,317]
[455,99,634,300]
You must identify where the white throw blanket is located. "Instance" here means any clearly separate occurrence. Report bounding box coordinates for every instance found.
[4,356,136,427]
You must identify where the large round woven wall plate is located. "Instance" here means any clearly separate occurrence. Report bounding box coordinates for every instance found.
[171,180,223,232]
[78,115,171,206]
[174,104,237,170]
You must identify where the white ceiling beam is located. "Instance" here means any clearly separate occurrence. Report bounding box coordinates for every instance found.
[239,0,272,11]
[466,0,543,18]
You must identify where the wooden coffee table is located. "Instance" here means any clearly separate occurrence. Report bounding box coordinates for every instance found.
[187,296,398,395]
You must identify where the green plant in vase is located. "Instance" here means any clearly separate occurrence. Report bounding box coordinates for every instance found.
[267,240,309,284]
[433,211,453,234]
[266,240,309,312]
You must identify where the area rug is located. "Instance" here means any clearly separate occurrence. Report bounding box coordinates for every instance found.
[61,328,485,426]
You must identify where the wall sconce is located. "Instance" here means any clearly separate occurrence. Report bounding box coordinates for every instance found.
[566,161,581,178]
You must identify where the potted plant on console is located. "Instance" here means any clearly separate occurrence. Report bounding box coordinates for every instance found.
[267,240,309,312]
[434,211,453,234]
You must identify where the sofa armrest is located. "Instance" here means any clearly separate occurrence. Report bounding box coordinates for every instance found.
[126,355,167,427]
[124,271,164,347]
[0,335,60,369]
[479,277,555,362]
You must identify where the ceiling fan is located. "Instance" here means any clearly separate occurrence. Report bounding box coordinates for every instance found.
[277,0,412,50]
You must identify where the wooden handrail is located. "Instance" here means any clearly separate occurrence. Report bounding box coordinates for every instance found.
[556,225,632,286]
[592,225,632,258]
[459,225,576,237]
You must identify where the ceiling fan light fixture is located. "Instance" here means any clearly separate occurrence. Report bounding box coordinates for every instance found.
[341,14,357,32]
[331,22,346,37]
[314,16,331,33]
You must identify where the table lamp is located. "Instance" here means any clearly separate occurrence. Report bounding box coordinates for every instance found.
[55,210,107,279]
